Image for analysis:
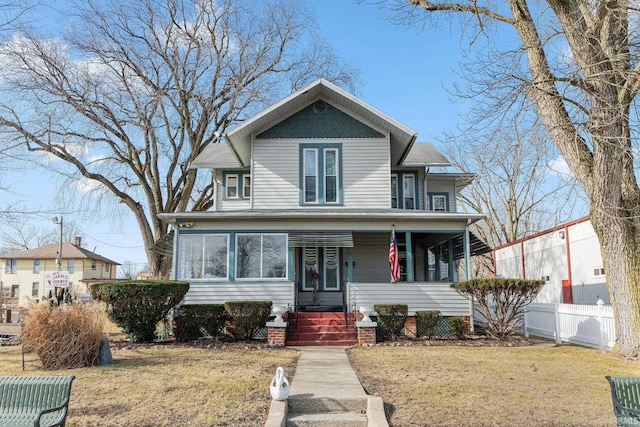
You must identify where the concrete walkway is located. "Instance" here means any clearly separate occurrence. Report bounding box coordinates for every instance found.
[265,347,388,426]
[288,347,367,400]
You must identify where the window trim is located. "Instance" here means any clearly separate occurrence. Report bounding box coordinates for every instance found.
[391,171,419,210]
[428,192,450,212]
[235,233,288,281]
[223,171,251,200]
[299,144,343,206]
[177,233,230,281]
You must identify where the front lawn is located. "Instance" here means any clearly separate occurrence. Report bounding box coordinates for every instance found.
[0,342,298,426]
[348,343,639,427]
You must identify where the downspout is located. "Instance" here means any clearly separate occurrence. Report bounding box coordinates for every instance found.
[520,240,526,279]
[423,167,429,210]
[465,219,474,333]
[212,168,218,212]
[564,224,573,303]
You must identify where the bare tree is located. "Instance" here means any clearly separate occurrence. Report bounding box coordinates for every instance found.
[447,120,582,275]
[0,0,357,276]
[0,217,84,253]
[118,261,138,280]
[381,0,640,354]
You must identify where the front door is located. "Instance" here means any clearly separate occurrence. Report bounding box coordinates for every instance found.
[299,247,341,306]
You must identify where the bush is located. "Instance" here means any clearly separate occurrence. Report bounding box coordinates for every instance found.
[374,304,408,339]
[451,278,544,339]
[224,301,272,340]
[91,280,189,342]
[174,304,227,341]
[447,316,468,339]
[22,300,107,369]
[416,310,441,339]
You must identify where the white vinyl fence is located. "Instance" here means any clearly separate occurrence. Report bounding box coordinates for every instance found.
[523,301,615,350]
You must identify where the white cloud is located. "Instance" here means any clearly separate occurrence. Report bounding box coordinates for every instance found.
[74,177,106,195]
[547,156,573,177]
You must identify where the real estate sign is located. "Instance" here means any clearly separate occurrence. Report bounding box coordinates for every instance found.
[45,271,70,288]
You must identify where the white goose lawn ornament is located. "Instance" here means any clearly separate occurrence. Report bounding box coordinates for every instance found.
[269,366,290,400]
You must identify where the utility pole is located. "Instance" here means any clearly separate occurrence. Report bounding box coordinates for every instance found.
[52,216,63,271]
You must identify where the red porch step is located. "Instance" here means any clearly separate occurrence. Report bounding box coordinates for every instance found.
[286,312,358,346]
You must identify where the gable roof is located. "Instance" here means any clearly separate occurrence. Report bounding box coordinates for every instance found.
[223,78,418,167]
[190,143,241,169]
[402,142,451,167]
[2,243,120,265]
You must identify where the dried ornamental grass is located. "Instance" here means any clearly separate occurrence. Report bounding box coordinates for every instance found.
[22,300,107,369]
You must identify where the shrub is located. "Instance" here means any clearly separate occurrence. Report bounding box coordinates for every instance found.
[174,304,227,341]
[447,316,468,339]
[22,300,107,369]
[416,310,441,339]
[373,304,408,339]
[224,301,272,340]
[451,278,544,339]
[91,280,189,342]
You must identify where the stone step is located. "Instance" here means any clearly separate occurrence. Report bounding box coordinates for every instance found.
[295,312,355,320]
[288,397,367,413]
[294,324,356,333]
[287,411,368,427]
[286,339,358,346]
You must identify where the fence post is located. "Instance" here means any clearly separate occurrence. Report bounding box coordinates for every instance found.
[554,301,562,345]
[523,309,529,338]
[597,298,606,351]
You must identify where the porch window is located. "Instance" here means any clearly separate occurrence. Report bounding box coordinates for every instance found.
[236,233,287,279]
[300,144,342,205]
[324,247,339,289]
[178,234,229,280]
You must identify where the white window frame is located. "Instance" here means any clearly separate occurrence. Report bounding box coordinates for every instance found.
[67,259,75,274]
[226,174,239,199]
[403,175,416,210]
[391,174,399,208]
[32,282,39,297]
[178,234,230,280]
[303,148,318,204]
[593,267,605,277]
[324,148,339,204]
[33,259,40,274]
[235,233,288,280]
[243,175,251,199]
[432,195,447,212]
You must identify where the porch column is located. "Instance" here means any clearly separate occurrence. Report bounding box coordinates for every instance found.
[288,245,295,281]
[347,247,353,282]
[448,239,454,281]
[405,231,414,282]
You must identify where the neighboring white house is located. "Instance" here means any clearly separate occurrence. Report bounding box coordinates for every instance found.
[493,216,609,304]
[158,79,491,339]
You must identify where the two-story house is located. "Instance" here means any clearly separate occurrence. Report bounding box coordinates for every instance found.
[0,237,119,318]
[159,79,489,341]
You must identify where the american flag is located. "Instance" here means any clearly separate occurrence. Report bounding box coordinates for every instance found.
[389,226,400,283]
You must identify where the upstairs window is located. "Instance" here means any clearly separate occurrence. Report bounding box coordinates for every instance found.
[4,259,16,274]
[391,172,418,210]
[428,193,450,212]
[67,259,75,274]
[224,172,251,200]
[33,259,40,274]
[593,267,605,277]
[91,260,97,270]
[300,144,342,205]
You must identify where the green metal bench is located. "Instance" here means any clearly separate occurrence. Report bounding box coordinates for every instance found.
[0,375,75,427]
[606,376,640,427]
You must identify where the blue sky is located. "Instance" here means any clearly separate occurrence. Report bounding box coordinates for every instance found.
[2,1,497,271]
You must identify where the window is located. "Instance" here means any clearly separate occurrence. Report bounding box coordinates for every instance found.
[32,282,39,297]
[91,260,96,270]
[390,172,418,209]
[10,284,18,298]
[243,175,251,198]
[403,175,415,209]
[224,172,251,200]
[67,259,75,274]
[302,247,340,291]
[541,275,550,283]
[428,193,450,212]
[33,259,40,274]
[300,144,342,205]
[178,234,229,280]
[593,267,605,277]
[4,259,16,274]
[236,233,287,279]
[105,263,110,273]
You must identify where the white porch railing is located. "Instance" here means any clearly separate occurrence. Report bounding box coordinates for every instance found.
[523,301,615,350]
[346,282,471,316]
